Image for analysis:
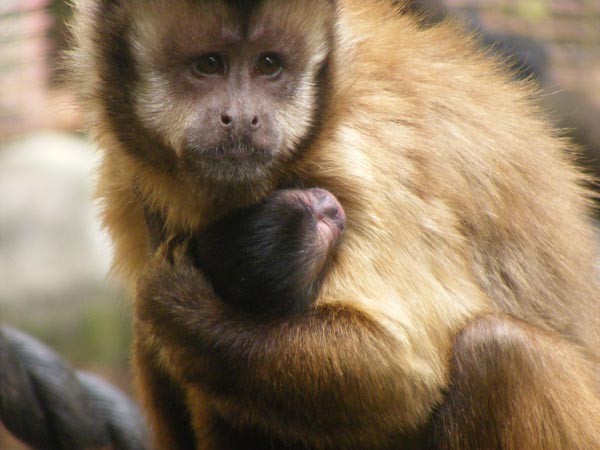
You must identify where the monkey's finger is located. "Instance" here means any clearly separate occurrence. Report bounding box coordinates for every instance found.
[142,205,167,252]
[132,184,167,251]
[154,234,189,266]
[171,237,194,267]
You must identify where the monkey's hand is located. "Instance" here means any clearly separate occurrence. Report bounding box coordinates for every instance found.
[133,236,442,444]
[133,232,228,378]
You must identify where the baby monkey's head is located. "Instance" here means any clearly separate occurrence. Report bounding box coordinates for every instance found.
[193,188,345,315]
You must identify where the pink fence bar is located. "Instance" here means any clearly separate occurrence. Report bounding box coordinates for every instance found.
[0,1,53,138]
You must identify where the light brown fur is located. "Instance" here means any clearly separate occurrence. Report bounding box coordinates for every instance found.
[69,0,600,448]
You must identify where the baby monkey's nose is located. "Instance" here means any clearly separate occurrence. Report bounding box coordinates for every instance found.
[308,188,346,232]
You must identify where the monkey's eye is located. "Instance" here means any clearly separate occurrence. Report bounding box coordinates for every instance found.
[192,54,225,76]
[256,53,283,77]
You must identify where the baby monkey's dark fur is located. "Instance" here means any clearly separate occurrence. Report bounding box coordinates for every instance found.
[193,188,345,315]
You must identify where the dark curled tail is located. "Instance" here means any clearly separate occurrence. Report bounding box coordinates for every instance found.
[0,326,150,450]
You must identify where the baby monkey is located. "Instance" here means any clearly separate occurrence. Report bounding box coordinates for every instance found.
[192,188,345,315]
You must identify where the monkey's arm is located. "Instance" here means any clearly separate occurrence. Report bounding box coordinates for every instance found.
[426,315,600,450]
[134,240,441,445]
[136,241,600,449]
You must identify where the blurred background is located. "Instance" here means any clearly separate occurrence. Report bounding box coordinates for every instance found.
[0,0,599,448]
[1,1,131,447]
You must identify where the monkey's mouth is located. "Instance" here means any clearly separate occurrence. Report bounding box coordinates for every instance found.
[195,139,274,165]
[183,140,277,192]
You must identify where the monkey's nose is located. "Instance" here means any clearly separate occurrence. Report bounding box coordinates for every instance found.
[220,114,261,132]
[308,188,346,233]
[250,116,261,130]
[220,114,233,127]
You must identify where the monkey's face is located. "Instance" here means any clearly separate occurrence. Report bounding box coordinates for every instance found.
[129,0,335,193]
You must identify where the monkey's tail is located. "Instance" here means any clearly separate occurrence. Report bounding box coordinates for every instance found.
[0,325,150,450]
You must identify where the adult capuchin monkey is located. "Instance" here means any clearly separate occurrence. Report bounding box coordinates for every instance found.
[69,0,600,449]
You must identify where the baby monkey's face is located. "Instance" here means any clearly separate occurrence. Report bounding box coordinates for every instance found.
[129,0,334,193]
[193,188,345,315]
